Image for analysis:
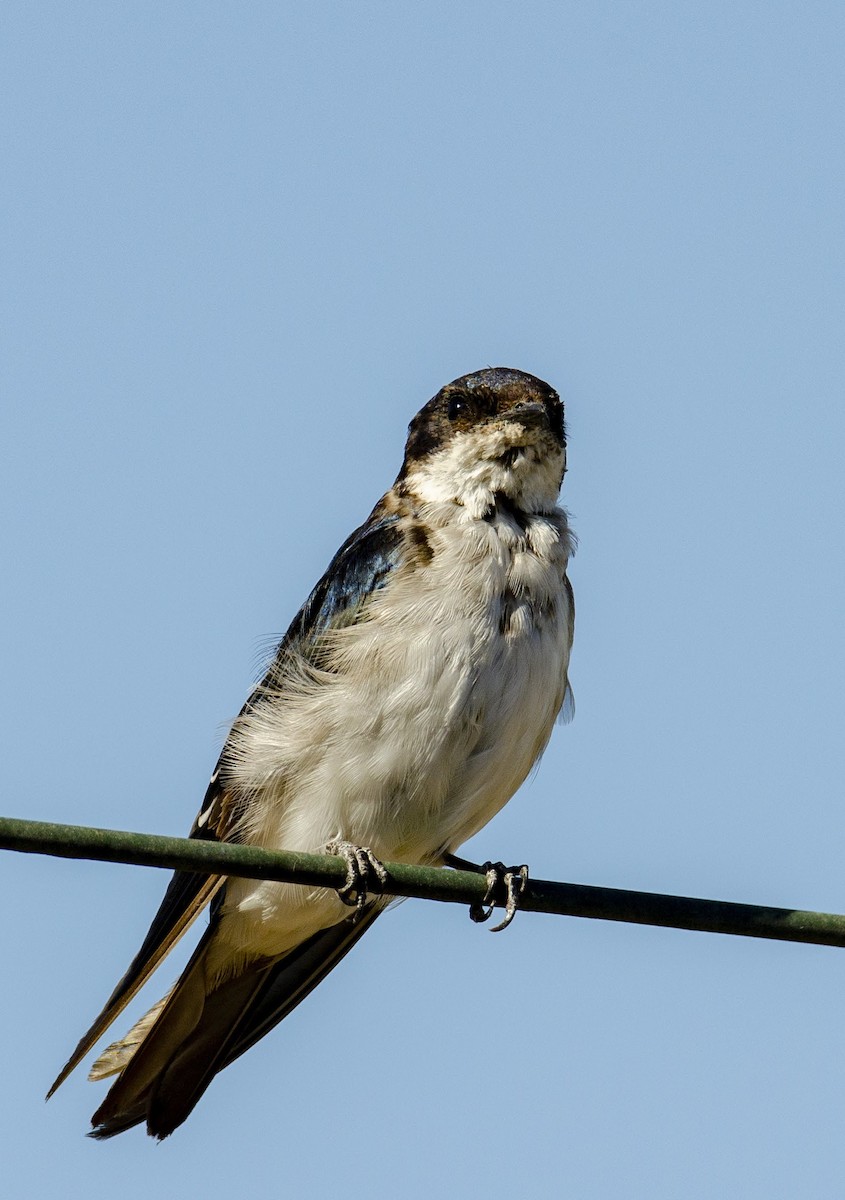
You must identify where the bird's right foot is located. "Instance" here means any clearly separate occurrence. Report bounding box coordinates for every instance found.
[325,840,389,919]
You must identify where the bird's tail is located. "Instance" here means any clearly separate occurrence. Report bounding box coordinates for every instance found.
[88,907,380,1140]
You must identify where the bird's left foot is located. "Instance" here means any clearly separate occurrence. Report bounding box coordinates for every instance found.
[325,840,389,918]
[444,855,529,932]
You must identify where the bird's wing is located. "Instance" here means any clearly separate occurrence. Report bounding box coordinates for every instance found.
[557,573,576,724]
[47,773,234,1097]
[50,505,407,1099]
[218,904,382,1070]
[279,507,405,649]
[89,905,381,1139]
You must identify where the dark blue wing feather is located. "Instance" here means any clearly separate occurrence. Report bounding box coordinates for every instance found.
[50,507,405,1096]
[278,509,404,651]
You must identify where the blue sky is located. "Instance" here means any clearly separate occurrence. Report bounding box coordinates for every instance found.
[2,2,845,1195]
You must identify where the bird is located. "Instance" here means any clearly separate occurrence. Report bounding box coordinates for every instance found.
[48,366,575,1139]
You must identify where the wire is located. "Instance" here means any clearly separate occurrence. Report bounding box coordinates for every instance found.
[1,814,843,948]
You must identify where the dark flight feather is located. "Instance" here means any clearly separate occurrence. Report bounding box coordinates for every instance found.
[89,907,381,1139]
[53,509,407,1131]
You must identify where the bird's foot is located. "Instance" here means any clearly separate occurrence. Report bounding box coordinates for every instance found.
[325,840,389,919]
[444,854,529,932]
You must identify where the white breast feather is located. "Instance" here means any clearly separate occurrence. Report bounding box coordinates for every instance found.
[212,421,573,968]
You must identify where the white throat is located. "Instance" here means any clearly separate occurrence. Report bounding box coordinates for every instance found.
[403,420,565,519]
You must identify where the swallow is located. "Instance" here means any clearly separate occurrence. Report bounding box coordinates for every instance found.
[48,366,575,1138]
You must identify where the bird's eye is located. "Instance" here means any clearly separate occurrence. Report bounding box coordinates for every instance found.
[447,394,472,421]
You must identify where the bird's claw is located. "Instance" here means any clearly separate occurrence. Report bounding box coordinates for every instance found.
[468,860,530,932]
[325,840,389,920]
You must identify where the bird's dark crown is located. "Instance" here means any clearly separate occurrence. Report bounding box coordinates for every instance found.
[402,367,564,466]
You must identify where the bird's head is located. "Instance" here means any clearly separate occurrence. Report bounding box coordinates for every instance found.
[398,367,566,517]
